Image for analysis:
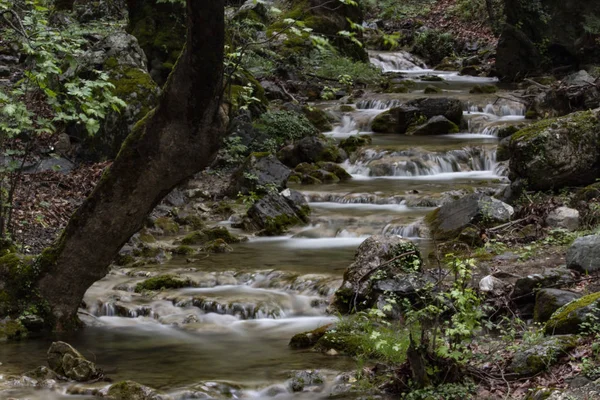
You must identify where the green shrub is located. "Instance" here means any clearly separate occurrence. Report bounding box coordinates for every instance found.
[309,51,383,85]
[252,111,318,153]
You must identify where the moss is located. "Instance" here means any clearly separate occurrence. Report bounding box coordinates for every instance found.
[134,275,191,292]
[295,162,318,174]
[201,239,233,253]
[114,254,135,266]
[0,319,27,340]
[153,217,179,235]
[424,85,442,94]
[263,214,302,236]
[545,292,600,334]
[288,175,301,184]
[108,380,157,400]
[181,231,207,245]
[339,105,355,112]
[173,245,195,256]
[138,230,156,244]
[339,135,372,154]
[525,110,539,119]
[315,331,364,355]
[302,106,333,132]
[289,323,333,349]
[176,215,205,230]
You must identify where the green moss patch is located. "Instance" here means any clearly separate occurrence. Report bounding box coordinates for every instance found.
[134,275,192,292]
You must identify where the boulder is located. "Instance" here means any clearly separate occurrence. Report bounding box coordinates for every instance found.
[479,275,512,297]
[425,194,514,240]
[331,236,432,314]
[567,235,600,273]
[507,335,577,376]
[546,206,580,231]
[545,292,600,335]
[277,136,345,168]
[410,115,459,136]
[507,110,600,191]
[534,289,583,323]
[227,153,291,196]
[47,341,102,382]
[371,98,462,134]
[69,32,160,161]
[243,189,310,235]
[338,135,372,154]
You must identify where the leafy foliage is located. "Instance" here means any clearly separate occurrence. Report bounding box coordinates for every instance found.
[252,110,318,153]
[413,29,456,66]
[0,0,125,241]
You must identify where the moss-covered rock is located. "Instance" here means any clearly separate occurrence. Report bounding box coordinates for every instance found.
[338,135,372,155]
[47,341,103,382]
[545,292,600,335]
[331,236,430,315]
[303,106,333,132]
[108,380,164,400]
[153,217,180,235]
[172,245,195,256]
[201,239,233,253]
[181,227,243,246]
[534,289,582,323]
[243,189,310,236]
[317,162,352,181]
[289,324,333,349]
[278,136,345,167]
[134,275,192,292]
[227,153,291,196]
[507,335,577,376]
[424,85,442,94]
[508,110,600,191]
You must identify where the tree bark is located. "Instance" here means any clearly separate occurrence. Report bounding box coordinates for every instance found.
[34,0,225,330]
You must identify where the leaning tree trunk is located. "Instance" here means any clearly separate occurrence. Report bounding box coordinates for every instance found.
[33,0,225,331]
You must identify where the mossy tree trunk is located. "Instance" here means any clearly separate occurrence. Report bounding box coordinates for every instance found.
[30,0,225,331]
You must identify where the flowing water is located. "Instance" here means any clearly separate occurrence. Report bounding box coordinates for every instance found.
[0,51,528,399]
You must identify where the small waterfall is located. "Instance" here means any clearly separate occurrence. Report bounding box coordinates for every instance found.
[328,115,359,136]
[102,302,115,317]
[369,50,427,72]
[383,221,423,238]
[344,147,503,177]
[356,99,401,110]
[304,192,405,205]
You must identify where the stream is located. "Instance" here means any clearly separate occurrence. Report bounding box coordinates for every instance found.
[0,51,527,399]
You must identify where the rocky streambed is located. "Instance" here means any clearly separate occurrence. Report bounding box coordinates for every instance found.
[1,51,589,399]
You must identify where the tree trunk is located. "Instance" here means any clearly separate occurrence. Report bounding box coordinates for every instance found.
[33,0,225,331]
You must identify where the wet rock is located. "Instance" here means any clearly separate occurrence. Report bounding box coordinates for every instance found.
[331,236,431,314]
[545,292,600,335]
[423,85,441,94]
[371,98,462,134]
[338,135,372,155]
[508,335,577,376]
[289,324,333,349]
[135,275,193,292]
[227,153,291,196]
[47,341,103,382]
[277,136,345,168]
[410,115,459,136]
[534,289,582,323]
[425,194,514,241]
[316,162,352,181]
[567,235,600,273]
[242,189,310,235]
[508,110,600,191]
[108,380,172,400]
[289,370,325,392]
[546,206,579,231]
[23,366,60,381]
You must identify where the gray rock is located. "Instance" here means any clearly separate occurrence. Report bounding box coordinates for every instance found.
[242,189,310,235]
[567,235,600,273]
[512,269,574,315]
[371,98,463,134]
[289,370,324,392]
[534,289,582,323]
[228,153,291,196]
[23,158,75,174]
[331,236,431,314]
[47,341,102,382]
[507,335,577,376]
[546,206,579,231]
[508,110,600,191]
[410,115,458,136]
[479,275,511,296]
[562,70,595,86]
[426,193,514,240]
